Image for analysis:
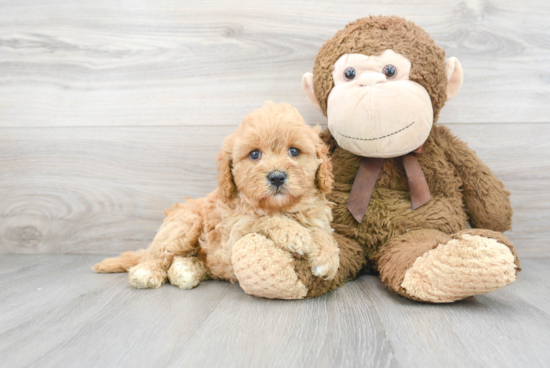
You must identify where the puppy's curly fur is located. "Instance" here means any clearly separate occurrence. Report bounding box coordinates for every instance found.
[93,103,340,292]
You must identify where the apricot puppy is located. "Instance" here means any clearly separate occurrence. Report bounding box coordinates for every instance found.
[94,103,339,294]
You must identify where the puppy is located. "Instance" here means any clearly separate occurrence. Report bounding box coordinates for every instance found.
[94,103,339,290]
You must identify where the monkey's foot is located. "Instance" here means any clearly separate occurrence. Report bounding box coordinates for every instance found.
[168,256,208,289]
[401,232,518,303]
[128,263,166,289]
[232,233,308,299]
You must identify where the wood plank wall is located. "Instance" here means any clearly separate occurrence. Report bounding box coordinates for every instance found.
[1,0,549,256]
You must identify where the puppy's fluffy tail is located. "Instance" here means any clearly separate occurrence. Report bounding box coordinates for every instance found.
[92,249,147,273]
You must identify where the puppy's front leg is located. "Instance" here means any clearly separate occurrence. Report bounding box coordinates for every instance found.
[262,216,313,256]
[308,229,340,280]
[261,217,339,280]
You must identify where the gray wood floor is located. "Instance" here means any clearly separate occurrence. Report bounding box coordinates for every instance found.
[1,255,549,368]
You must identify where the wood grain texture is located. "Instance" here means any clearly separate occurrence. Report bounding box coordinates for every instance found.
[0,125,228,254]
[1,123,549,256]
[0,0,549,127]
[1,0,549,257]
[0,255,548,368]
[2,2,549,367]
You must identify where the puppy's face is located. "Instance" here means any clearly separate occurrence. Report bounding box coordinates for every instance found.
[217,104,332,211]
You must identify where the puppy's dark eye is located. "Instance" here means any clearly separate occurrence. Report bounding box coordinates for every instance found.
[382,64,397,79]
[344,67,356,81]
[249,150,261,160]
[289,147,300,157]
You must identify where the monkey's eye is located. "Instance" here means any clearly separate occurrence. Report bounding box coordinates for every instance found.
[382,65,397,79]
[249,150,261,160]
[289,147,300,157]
[344,67,356,81]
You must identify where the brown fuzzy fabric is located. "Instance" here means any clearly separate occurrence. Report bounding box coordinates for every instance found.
[293,233,366,298]
[438,127,513,232]
[312,16,517,302]
[325,124,514,265]
[313,16,448,122]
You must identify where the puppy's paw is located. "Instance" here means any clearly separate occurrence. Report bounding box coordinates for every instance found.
[308,229,340,280]
[311,251,339,280]
[267,217,312,255]
[128,264,166,289]
[168,257,208,290]
[285,231,312,256]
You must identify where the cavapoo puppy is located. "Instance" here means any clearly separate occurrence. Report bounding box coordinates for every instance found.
[94,103,340,293]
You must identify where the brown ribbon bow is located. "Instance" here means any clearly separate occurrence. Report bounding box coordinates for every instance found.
[346,146,431,223]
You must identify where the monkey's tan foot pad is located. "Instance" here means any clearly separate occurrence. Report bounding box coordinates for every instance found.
[168,256,208,290]
[401,234,518,303]
[232,233,308,300]
[128,264,166,289]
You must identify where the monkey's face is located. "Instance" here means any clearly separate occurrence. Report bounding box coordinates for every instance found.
[326,50,433,158]
[302,17,464,158]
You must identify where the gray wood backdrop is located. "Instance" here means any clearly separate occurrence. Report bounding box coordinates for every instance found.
[1,0,549,256]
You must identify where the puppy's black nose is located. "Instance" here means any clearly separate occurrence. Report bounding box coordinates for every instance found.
[267,171,287,188]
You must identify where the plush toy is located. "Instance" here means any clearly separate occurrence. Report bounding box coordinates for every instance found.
[296,15,521,302]
[95,16,521,303]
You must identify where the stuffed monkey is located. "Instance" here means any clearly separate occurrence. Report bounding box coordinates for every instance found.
[297,15,520,302]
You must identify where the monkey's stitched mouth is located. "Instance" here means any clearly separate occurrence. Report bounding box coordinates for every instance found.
[336,121,415,141]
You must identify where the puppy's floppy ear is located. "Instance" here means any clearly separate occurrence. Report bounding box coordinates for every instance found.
[314,134,334,195]
[217,134,237,202]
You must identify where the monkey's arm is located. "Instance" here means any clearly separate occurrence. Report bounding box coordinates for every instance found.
[436,125,512,232]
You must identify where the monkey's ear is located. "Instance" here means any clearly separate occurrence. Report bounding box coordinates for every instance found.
[315,139,334,195]
[216,134,237,202]
[302,73,321,110]
[445,57,463,101]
